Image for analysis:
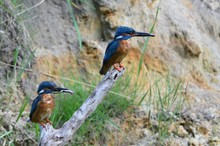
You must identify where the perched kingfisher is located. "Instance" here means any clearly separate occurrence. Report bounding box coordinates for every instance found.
[99,26,155,75]
[29,81,73,127]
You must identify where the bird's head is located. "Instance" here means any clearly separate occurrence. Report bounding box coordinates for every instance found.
[114,26,155,40]
[37,81,74,95]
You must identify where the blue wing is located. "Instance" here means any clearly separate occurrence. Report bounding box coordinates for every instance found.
[103,40,120,62]
[29,95,42,119]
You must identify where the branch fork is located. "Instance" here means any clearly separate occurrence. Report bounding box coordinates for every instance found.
[39,69,125,146]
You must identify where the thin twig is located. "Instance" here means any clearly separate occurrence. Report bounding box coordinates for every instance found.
[0,61,131,99]
[15,0,45,17]
[1,0,45,25]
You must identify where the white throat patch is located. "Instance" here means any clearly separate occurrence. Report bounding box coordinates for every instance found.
[116,35,123,39]
[39,89,44,94]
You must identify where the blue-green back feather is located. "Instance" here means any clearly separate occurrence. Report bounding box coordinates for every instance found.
[103,40,120,62]
[29,95,42,119]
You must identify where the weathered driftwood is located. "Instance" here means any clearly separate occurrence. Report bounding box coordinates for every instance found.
[39,69,125,146]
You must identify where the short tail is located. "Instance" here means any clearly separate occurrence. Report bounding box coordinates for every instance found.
[99,64,109,75]
[99,67,106,75]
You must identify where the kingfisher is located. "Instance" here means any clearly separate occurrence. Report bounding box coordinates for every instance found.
[99,26,155,75]
[29,81,73,127]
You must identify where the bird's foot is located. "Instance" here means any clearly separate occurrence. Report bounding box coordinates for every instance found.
[45,118,52,125]
[113,64,121,72]
[119,63,125,69]
[39,122,46,128]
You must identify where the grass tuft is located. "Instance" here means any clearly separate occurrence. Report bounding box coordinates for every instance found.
[0,1,36,145]
[139,75,185,141]
[67,0,82,50]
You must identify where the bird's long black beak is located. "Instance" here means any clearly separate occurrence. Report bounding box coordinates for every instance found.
[134,31,155,37]
[53,87,74,94]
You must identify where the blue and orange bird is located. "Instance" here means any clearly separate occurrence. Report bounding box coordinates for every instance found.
[29,81,73,127]
[99,26,155,75]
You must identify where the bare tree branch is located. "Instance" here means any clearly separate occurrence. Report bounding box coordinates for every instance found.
[39,69,125,146]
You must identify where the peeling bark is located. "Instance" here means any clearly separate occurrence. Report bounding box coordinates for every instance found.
[39,69,125,146]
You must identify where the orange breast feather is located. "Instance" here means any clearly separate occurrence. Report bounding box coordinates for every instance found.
[31,94,55,123]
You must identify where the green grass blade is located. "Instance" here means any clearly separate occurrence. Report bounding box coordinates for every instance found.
[67,0,82,50]
[10,0,20,6]
[137,2,160,77]
[107,120,123,133]
[81,0,95,10]
[0,3,13,17]
[0,130,12,139]
[16,96,29,122]
[138,87,151,106]
[35,124,40,139]
[15,49,35,82]
[13,47,19,66]
[170,80,182,106]
[156,82,164,111]
[138,77,162,106]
